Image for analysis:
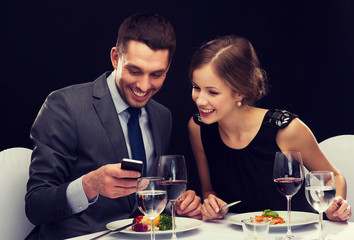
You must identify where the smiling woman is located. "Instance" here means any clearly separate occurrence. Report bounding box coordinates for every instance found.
[187,35,351,222]
[191,63,243,124]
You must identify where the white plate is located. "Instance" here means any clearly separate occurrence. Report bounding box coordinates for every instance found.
[106,217,202,235]
[227,211,318,230]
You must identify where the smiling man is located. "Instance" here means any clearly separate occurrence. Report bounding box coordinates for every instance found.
[113,40,169,108]
[25,13,201,240]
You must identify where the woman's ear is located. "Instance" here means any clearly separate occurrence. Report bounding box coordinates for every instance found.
[234,92,244,107]
[110,47,119,69]
[233,91,244,102]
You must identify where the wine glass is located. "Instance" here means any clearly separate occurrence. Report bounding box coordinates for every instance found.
[305,171,336,240]
[136,177,167,240]
[157,155,187,240]
[273,151,304,240]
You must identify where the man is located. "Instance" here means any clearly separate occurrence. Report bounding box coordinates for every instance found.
[25,13,201,240]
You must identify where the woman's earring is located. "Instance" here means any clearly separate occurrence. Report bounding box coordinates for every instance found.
[237,101,242,107]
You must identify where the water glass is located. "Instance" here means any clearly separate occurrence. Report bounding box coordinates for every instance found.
[136,177,167,240]
[305,171,336,240]
[241,218,270,240]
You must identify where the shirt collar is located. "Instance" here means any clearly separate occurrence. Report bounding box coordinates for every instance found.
[107,70,147,120]
[107,70,129,114]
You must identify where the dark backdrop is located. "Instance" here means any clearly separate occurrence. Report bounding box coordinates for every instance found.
[1,0,354,194]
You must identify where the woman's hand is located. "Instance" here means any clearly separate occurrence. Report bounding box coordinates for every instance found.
[201,194,228,220]
[326,196,352,221]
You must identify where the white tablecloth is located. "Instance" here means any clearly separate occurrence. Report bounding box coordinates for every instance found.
[68,214,353,240]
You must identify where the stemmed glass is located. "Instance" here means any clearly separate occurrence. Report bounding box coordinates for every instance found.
[305,171,336,240]
[273,151,304,240]
[157,155,187,240]
[136,177,167,240]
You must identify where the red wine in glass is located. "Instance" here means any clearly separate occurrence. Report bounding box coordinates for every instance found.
[274,177,303,196]
[161,180,187,201]
[273,151,304,240]
[157,155,187,240]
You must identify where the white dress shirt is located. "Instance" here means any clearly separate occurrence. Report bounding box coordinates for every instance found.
[66,71,155,214]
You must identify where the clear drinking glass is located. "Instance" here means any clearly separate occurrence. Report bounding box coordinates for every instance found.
[305,171,336,240]
[136,177,167,240]
[157,155,187,240]
[273,151,304,240]
[242,218,270,240]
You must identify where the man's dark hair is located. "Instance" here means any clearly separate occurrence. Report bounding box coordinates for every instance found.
[116,13,176,63]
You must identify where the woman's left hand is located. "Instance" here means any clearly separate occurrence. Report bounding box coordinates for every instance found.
[326,196,352,221]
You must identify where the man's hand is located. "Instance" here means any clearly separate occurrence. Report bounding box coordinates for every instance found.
[175,190,202,219]
[82,163,141,200]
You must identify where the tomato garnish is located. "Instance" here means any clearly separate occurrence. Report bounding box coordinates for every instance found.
[133,215,144,223]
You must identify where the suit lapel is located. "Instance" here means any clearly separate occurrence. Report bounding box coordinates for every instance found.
[146,102,162,175]
[92,72,129,162]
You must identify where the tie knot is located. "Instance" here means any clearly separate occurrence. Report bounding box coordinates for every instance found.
[127,107,141,119]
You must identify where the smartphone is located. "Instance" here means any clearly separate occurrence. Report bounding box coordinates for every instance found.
[121,158,143,176]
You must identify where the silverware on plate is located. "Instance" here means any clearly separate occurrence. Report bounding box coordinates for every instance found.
[89,222,135,240]
[220,200,241,211]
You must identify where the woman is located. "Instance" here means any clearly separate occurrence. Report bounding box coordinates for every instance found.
[188,35,351,221]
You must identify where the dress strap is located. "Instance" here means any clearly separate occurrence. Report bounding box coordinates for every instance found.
[194,110,297,129]
[263,109,298,129]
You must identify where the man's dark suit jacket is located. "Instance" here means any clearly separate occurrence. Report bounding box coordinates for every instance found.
[25,72,172,239]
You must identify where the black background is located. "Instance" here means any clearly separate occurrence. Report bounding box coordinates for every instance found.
[1,0,354,193]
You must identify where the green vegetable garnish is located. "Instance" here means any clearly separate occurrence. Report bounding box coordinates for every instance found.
[158,213,173,231]
[262,209,279,218]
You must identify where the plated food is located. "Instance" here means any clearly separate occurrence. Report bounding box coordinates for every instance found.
[253,209,285,225]
[106,217,203,235]
[227,210,318,230]
[131,213,172,232]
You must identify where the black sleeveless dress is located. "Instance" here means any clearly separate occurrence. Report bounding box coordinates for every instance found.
[193,109,315,213]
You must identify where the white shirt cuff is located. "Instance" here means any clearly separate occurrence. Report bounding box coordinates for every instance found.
[67,176,99,214]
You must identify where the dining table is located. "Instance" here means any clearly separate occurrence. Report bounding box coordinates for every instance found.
[67,213,353,240]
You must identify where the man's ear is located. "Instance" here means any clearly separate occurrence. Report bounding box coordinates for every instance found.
[166,61,171,73]
[110,47,119,69]
[162,61,171,78]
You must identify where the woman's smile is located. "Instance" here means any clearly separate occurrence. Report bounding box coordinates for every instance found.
[199,108,215,117]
